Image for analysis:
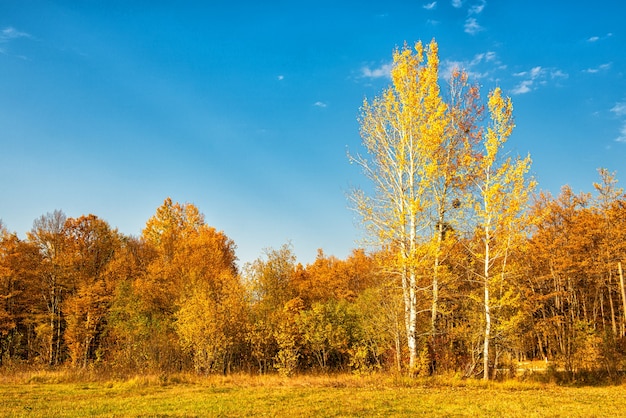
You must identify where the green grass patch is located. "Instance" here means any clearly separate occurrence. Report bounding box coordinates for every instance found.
[1,373,625,417]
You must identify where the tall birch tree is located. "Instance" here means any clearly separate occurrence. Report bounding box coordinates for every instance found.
[470,87,534,380]
[350,40,478,373]
[429,68,482,358]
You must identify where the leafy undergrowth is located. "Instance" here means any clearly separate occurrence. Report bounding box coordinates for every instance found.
[1,371,625,417]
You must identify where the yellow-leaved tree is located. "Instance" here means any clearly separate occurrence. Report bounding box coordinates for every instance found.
[62,214,120,368]
[122,198,245,373]
[469,87,534,380]
[350,40,480,374]
[173,221,246,374]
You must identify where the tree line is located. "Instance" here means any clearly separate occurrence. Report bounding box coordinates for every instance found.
[0,199,384,375]
[1,179,625,379]
[1,39,626,379]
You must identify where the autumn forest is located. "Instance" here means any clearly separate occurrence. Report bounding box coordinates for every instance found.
[2,40,626,382]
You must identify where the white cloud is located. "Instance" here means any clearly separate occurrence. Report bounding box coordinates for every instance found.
[462,1,486,34]
[464,17,483,34]
[441,60,463,80]
[277,75,284,81]
[611,102,626,116]
[0,27,32,58]
[511,80,533,95]
[469,52,487,65]
[484,51,496,62]
[588,33,613,43]
[0,27,31,41]
[616,123,626,143]
[441,51,500,81]
[468,0,486,14]
[469,51,496,68]
[510,65,566,95]
[361,62,392,79]
[529,66,543,79]
[611,102,626,143]
[451,0,463,7]
[583,63,611,74]
[313,101,328,108]
[512,67,543,80]
[423,1,437,10]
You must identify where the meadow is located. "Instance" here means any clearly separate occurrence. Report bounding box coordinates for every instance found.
[1,371,625,417]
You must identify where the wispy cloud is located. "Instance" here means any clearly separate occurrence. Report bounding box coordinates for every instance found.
[472,51,496,65]
[423,1,437,10]
[511,80,533,95]
[313,101,327,108]
[361,62,393,79]
[468,0,486,14]
[0,27,32,57]
[464,17,484,35]
[511,65,568,95]
[451,0,464,8]
[551,69,568,79]
[462,1,486,35]
[611,102,626,117]
[611,102,626,143]
[583,63,612,74]
[529,66,542,78]
[511,66,544,94]
[616,124,626,143]
[0,27,31,41]
[0,26,33,59]
[587,33,613,43]
[441,50,499,80]
[277,75,284,81]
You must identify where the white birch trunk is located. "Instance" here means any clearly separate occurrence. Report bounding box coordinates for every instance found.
[483,207,492,380]
[617,261,626,335]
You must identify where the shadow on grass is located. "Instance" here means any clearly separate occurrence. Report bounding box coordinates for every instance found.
[0,361,624,389]
[518,368,626,387]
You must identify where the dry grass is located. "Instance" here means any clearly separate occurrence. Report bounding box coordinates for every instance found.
[1,369,625,417]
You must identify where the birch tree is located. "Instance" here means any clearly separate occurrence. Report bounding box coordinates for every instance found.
[350,40,477,373]
[470,88,534,380]
[429,68,482,360]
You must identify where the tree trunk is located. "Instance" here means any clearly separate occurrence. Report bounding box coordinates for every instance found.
[431,217,444,372]
[483,280,491,381]
[483,222,491,381]
[395,331,402,373]
[407,269,418,374]
[608,283,617,336]
[407,194,419,375]
[619,262,626,337]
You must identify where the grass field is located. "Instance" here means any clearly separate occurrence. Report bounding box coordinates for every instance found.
[1,371,625,417]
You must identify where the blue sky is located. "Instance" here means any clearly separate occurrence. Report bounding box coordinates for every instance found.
[1,1,625,267]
